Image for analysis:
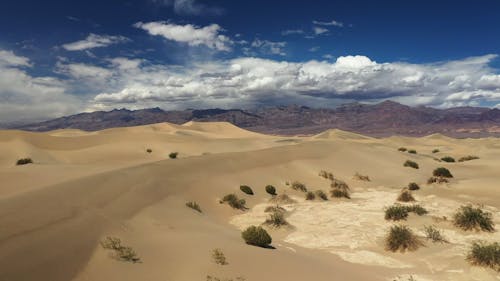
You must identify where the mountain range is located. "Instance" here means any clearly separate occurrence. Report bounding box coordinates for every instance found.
[12,101,500,137]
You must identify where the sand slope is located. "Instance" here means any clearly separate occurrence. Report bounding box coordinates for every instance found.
[0,122,498,281]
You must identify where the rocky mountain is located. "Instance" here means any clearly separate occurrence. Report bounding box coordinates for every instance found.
[12,101,500,137]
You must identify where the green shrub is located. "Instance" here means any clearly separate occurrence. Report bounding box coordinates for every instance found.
[264,211,289,227]
[466,241,500,272]
[385,225,423,252]
[403,160,419,169]
[146,148,152,153]
[241,226,272,247]
[398,147,407,152]
[408,182,420,191]
[305,191,315,200]
[353,172,370,181]
[441,156,455,163]
[169,152,178,159]
[458,155,480,162]
[397,189,415,202]
[16,158,33,165]
[222,194,247,210]
[406,204,428,216]
[427,176,449,184]
[290,181,307,192]
[186,201,202,213]
[407,149,417,154]
[211,248,228,265]
[424,225,447,243]
[240,185,254,195]
[433,167,453,178]
[385,205,409,221]
[315,190,328,201]
[432,149,440,153]
[453,205,495,232]
[265,185,276,195]
[330,188,350,199]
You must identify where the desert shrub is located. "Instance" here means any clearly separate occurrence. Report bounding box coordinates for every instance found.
[398,147,407,152]
[433,167,453,178]
[16,158,33,165]
[315,190,328,201]
[353,172,370,181]
[207,276,246,281]
[222,194,247,210]
[440,156,455,163]
[330,188,350,199]
[186,201,202,213]
[118,247,140,262]
[408,182,420,191]
[290,181,307,192]
[458,155,480,162]
[264,211,289,227]
[241,226,272,247]
[385,205,409,221]
[169,152,178,159]
[319,170,334,180]
[403,160,419,169]
[330,178,350,191]
[146,148,152,153]
[427,176,449,184]
[101,236,123,250]
[269,194,297,204]
[264,205,286,214]
[211,248,228,265]
[453,205,495,232]
[424,225,447,243]
[432,149,440,153]
[265,185,276,196]
[406,204,428,216]
[100,236,140,263]
[466,241,500,272]
[240,185,254,195]
[305,191,315,200]
[408,149,417,154]
[397,189,415,202]
[385,225,423,252]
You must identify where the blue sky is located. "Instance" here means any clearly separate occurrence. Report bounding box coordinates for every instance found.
[1,0,500,123]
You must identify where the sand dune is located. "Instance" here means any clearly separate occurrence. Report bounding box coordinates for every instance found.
[0,122,498,281]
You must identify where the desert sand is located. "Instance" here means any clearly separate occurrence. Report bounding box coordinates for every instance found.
[0,122,498,281]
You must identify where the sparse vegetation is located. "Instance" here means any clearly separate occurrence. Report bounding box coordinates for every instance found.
[353,172,370,181]
[398,147,407,152]
[290,181,307,192]
[146,148,152,153]
[458,155,480,162]
[241,226,272,247]
[319,170,334,180]
[385,225,423,253]
[265,185,276,196]
[408,149,417,154]
[211,248,228,265]
[100,236,140,263]
[264,210,289,227]
[169,152,178,159]
[466,241,500,272]
[222,194,247,210]
[186,201,202,213]
[269,194,297,204]
[240,185,254,195]
[427,176,449,184]
[305,191,315,200]
[453,205,495,232]
[408,182,420,191]
[406,204,428,215]
[264,205,286,214]
[315,190,328,200]
[330,178,349,190]
[207,275,246,281]
[330,188,350,199]
[16,158,33,165]
[432,149,440,153]
[433,167,453,178]
[385,204,428,221]
[424,225,448,243]
[403,160,419,169]
[441,156,455,163]
[397,189,415,202]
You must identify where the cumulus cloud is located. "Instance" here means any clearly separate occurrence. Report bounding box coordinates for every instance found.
[151,0,223,16]
[245,39,287,56]
[62,34,129,51]
[313,27,329,35]
[313,20,344,27]
[134,21,232,51]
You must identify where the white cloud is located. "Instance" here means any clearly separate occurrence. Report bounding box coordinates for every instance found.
[62,34,129,51]
[282,29,305,36]
[313,27,329,35]
[313,20,344,27]
[0,49,31,67]
[134,21,232,51]
[309,46,320,52]
[151,0,223,16]
[248,39,287,56]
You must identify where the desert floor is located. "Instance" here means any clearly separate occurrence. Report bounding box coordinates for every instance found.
[0,122,498,281]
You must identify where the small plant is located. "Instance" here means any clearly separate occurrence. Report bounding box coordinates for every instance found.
[466,241,500,272]
[240,185,254,195]
[186,201,202,213]
[403,160,419,169]
[408,182,420,191]
[432,149,440,153]
[290,181,307,192]
[269,194,297,204]
[315,190,328,200]
[398,147,407,152]
[330,188,350,199]
[319,170,334,180]
[406,204,428,216]
[241,226,272,247]
[146,148,152,153]
[265,185,276,195]
[353,172,370,181]
[424,225,447,243]
[169,152,178,159]
[101,236,123,250]
[385,205,409,221]
[458,155,480,162]
[264,205,286,214]
[211,248,228,265]
[453,205,495,232]
[407,149,417,154]
[305,191,315,200]
[385,225,423,252]
[222,194,247,210]
[441,156,455,163]
[397,189,415,202]
[433,167,453,178]
[264,211,289,227]
[100,236,140,263]
[427,176,449,184]
[118,247,140,262]
[331,178,350,190]
[16,158,33,165]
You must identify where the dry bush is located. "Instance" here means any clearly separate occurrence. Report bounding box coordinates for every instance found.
[427,176,449,184]
[315,190,328,200]
[240,185,254,195]
[264,211,289,227]
[186,201,202,213]
[100,236,140,263]
[211,248,228,265]
[440,156,455,163]
[407,149,417,154]
[16,158,33,165]
[398,147,407,152]
[432,149,440,153]
[353,172,370,181]
[397,189,415,202]
[241,226,272,247]
[385,204,427,221]
[264,205,286,214]
[407,182,420,191]
[433,167,453,178]
[330,178,350,191]
[466,241,500,272]
[453,205,495,232]
[305,191,315,200]
[458,155,480,162]
[222,194,247,210]
[424,225,448,243]
[385,225,423,253]
[146,148,152,153]
[265,185,276,195]
[169,152,178,159]
[269,194,297,204]
[319,170,334,180]
[330,188,350,199]
[290,181,307,192]
[403,160,419,169]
